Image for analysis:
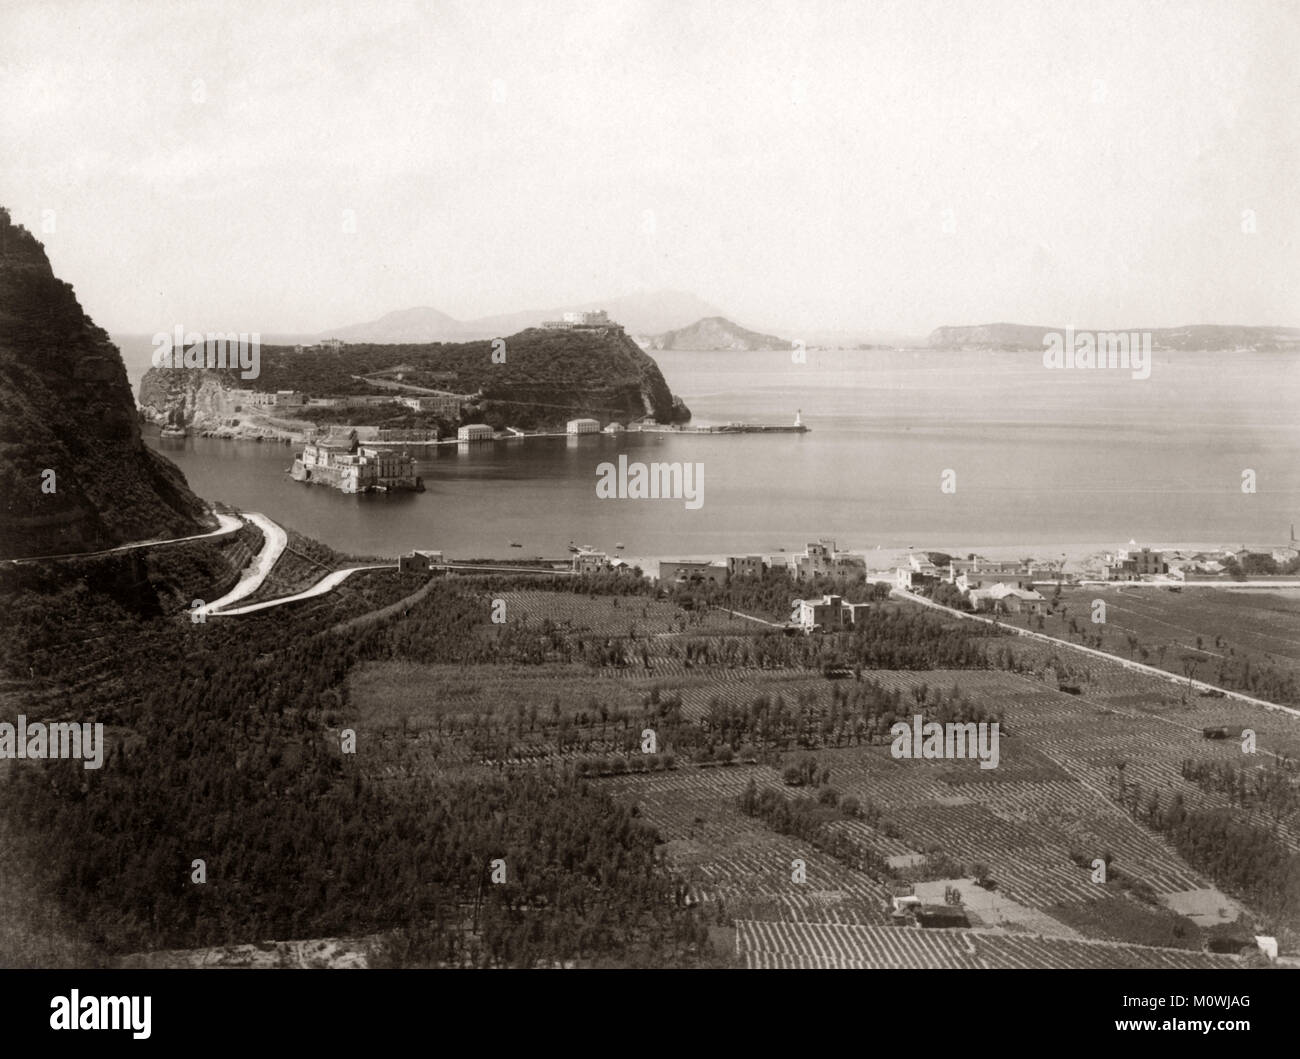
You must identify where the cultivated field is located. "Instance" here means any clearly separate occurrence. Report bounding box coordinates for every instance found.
[346,586,1300,966]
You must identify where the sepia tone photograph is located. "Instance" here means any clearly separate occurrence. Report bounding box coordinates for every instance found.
[0,0,1296,1036]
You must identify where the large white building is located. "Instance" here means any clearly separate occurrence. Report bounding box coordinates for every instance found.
[457,424,494,442]
[566,418,601,434]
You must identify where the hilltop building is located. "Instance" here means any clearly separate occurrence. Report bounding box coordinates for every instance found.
[293,338,346,353]
[540,309,623,332]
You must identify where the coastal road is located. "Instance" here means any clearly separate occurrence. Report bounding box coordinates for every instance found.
[891,587,1300,719]
[202,513,288,614]
[1074,579,1300,589]
[0,512,244,565]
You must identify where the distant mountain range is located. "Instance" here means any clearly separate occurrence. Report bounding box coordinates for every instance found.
[927,322,1300,351]
[643,316,790,351]
[321,289,724,344]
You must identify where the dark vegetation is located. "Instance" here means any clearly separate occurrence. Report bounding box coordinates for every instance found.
[202,327,689,429]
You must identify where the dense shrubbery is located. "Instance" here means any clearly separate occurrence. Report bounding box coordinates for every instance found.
[0,555,714,966]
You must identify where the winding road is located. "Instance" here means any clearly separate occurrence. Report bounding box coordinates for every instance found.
[200,513,288,614]
[1,512,244,565]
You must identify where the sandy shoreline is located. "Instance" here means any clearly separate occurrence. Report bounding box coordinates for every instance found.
[620,542,1240,578]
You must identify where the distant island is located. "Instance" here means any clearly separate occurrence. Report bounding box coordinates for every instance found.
[317,289,724,343]
[643,316,789,352]
[927,322,1300,352]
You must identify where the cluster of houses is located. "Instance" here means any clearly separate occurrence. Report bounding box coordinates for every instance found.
[896,553,1048,615]
[654,540,866,589]
[1101,533,1299,581]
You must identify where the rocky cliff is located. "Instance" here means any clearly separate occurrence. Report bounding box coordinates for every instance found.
[0,207,210,559]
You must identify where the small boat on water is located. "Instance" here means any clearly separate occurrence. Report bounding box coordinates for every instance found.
[160,425,187,438]
[615,542,625,550]
[509,541,522,548]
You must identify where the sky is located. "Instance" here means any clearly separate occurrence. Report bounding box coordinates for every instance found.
[2,0,1297,336]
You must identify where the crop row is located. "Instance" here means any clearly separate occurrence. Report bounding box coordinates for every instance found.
[735,920,1241,969]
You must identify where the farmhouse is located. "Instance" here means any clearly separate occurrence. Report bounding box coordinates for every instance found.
[791,594,869,632]
[967,582,1046,615]
[399,550,444,573]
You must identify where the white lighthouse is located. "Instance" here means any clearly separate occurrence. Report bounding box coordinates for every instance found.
[795,409,803,428]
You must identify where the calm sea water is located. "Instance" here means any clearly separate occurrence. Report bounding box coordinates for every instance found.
[136,347,1300,560]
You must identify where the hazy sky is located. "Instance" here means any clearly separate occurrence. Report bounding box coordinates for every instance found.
[2,0,1297,335]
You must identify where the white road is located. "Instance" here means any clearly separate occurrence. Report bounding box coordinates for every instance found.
[2,512,244,565]
[201,513,288,615]
[208,563,395,616]
[892,587,1300,719]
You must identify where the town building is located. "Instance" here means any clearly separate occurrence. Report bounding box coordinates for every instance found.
[944,557,1026,582]
[572,549,611,575]
[400,393,465,418]
[658,559,728,585]
[791,594,870,632]
[727,555,766,578]
[1104,544,1167,580]
[457,424,495,442]
[792,539,866,580]
[957,570,1034,592]
[896,566,940,591]
[566,418,601,434]
[602,422,625,434]
[399,550,444,573]
[242,389,305,409]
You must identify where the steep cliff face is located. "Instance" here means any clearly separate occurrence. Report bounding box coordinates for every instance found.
[139,325,692,433]
[138,369,249,435]
[0,207,210,559]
